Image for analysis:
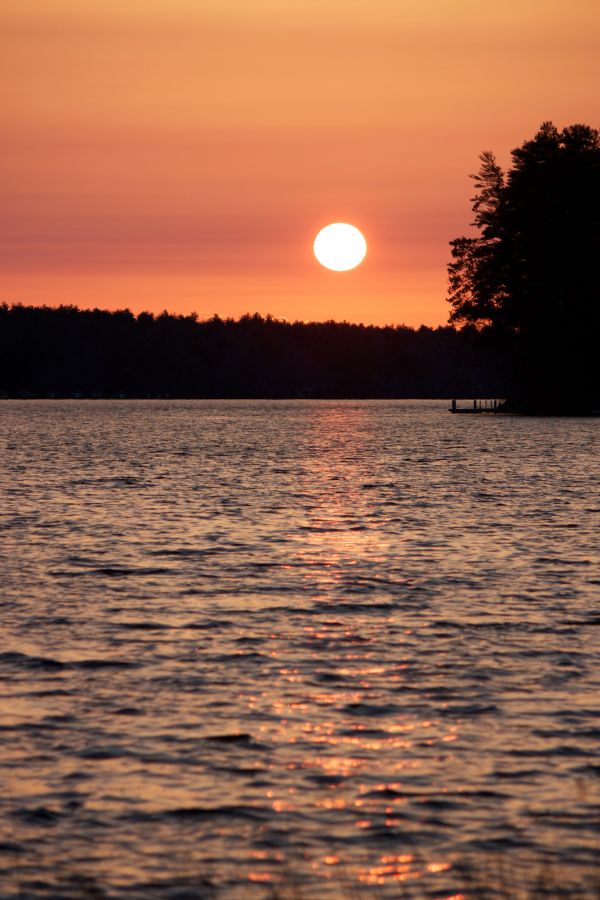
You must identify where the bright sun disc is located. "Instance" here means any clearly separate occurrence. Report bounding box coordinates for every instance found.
[313,223,367,271]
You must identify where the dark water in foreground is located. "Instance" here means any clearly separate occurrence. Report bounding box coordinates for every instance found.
[1,400,599,899]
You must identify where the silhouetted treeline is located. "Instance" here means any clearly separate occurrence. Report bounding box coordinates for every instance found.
[448,122,600,414]
[0,304,510,399]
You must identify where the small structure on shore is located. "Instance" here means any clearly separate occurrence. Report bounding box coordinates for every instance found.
[449,399,503,414]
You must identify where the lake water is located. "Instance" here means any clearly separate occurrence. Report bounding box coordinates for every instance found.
[1,400,599,899]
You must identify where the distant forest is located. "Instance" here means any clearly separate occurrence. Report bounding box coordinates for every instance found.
[0,304,510,399]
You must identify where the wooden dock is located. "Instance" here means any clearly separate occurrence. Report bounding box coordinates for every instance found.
[449,399,503,414]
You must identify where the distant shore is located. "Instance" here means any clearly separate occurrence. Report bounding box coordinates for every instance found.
[0,303,510,400]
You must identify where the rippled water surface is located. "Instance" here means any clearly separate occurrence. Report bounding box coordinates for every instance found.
[1,400,599,898]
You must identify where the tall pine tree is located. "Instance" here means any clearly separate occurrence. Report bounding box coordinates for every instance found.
[448,122,600,413]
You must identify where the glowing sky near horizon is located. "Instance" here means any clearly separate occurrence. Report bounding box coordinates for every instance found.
[2,0,599,326]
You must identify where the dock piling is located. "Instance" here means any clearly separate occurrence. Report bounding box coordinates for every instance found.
[450,398,505,414]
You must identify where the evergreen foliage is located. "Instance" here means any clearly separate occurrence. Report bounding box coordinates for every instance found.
[0,304,508,399]
[448,122,600,413]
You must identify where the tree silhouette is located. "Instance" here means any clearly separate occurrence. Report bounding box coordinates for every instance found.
[0,304,510,399]
[448,122,600,413]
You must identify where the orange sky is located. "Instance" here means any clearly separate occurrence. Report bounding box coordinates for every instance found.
[2,0,599,327]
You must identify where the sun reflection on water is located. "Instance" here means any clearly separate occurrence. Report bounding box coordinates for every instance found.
[2,401,600,897]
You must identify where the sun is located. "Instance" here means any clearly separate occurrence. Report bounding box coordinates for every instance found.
[313,223,367,271]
